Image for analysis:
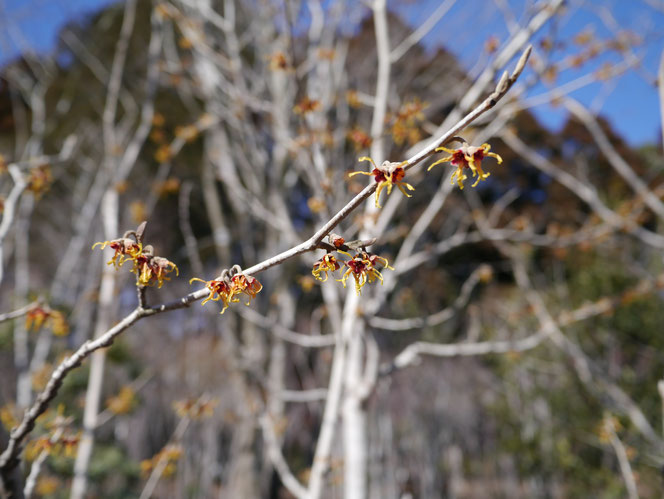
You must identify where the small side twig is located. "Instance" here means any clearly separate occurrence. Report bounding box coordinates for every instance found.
[138,417,190,499]
[259,414,307,499]
[604,416,639,499]
[0,302,39,325]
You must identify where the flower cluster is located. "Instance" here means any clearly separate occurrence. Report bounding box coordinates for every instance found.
[269,51,291,71]
[141,444,183,478]
[389,97,428,146]
[35,476,61,497]
[338,252,394,295]
[24,405,80,461]
[428,142,503,189]
[93,227,178,288]
[312,254,341,282]
[312,237,393,295]
[92,237,142,269]
[0,403,19,431]
[347,126,372,151]
[294,96,321,115]
[133,248,179,288]
[173,397,218,420]
[25,432,80,461]
[349,157,415,208]
[190,266,262,314]
[105,386,136,415]
[347,140,503,205]
[26,164,53,198]
[25,305,69,337]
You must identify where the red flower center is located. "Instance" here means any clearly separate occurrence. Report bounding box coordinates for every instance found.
[473,149,485,162]
[348,259,367,274]
[372,169,387,183]
[451,150,468,167]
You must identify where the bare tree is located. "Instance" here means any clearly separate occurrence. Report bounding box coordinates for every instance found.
[1,1,663,498]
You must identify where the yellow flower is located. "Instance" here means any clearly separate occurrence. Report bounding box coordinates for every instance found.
[26,164,53,198]
[389,98,428,146]
[338,252,394,295]
[230,273,263,306]
[173,397,218,420]
[92,238,142,269]
[312,254,341,282]
[293,96,321,115]
[141,444,183,478]
[94,229,178,289]
[190,277,234,312]
[269,51,291,71]
[349,157,415,208]
[191,270,262,314]
[49,310,69,337]
[133,253,179,288]
[0,403,19,431]
[36,476,60,496]
[428,142,503,189]
[106,386,136,415]
[347,127,372,151]
[25,306,69,337]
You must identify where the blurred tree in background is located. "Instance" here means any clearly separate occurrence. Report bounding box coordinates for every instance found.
[1,0,664,497]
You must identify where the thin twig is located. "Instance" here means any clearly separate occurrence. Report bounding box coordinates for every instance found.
[390,0,456,63]
[236,307,335,348]
[260,414,307,499]
[605,416,639,499]
[0,302,39,324]
[139,417,190,499]
[368,266,485,331]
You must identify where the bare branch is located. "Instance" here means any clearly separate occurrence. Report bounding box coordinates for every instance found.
[259,414,307,499]
[390,0,456,63]
[236,307,335,348]
[369,265,486,331]
[0,301,38,324]
[604,416,640,499]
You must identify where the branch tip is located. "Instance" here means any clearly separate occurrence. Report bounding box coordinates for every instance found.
[514,45,532,77]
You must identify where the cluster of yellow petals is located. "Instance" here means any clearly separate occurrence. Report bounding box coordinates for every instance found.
[24,405,80,461]
[173,397,218,420]
[133,254,179,288]
[312,254,341,282]
[349,157,415,208]
[190,271,262,314]
[140,444,183,478]
[311,250,393,296]
[25,432,80,461]
[93,238,178,288]
[428,143,503,189]
[105,386,136,415]
[92,238,142,269]
[338,252,394,295]
[25,305,69,337]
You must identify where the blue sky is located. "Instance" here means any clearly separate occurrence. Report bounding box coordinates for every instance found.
[1,0,662,146]
[393,0,664,146]
[0,0,119,61]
